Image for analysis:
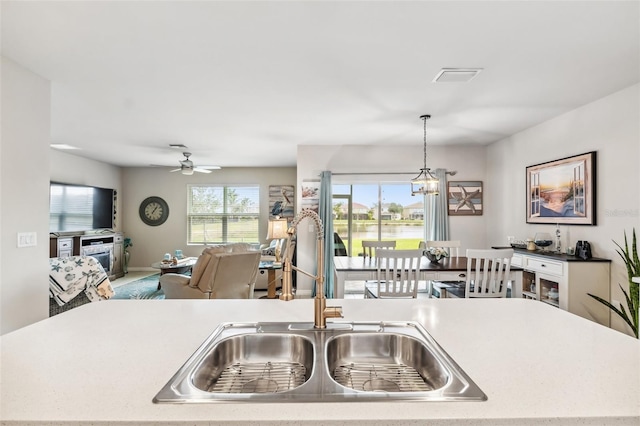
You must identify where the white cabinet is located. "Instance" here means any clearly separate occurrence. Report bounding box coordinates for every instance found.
[512,251,610,326]
[57,238,73,258]
[112,233,124,279]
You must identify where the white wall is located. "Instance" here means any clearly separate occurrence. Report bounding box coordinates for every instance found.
[296,144,487,297]
[1,57,51,334]
[121,167,296,269]
[486,83,640,335]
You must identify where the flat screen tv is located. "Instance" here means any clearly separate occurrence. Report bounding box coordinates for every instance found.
[49,182,114,233]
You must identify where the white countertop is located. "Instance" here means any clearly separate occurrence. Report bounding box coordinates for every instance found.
[1,298,639,425]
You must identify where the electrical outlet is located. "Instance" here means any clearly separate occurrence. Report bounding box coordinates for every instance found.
[17,232,37,248]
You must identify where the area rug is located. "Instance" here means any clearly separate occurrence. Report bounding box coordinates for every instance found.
[111,274,165,300]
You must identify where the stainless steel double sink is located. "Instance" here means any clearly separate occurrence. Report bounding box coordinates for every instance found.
[153,321,487,403]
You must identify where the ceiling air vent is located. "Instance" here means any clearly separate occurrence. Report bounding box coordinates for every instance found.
[433,68,483,83]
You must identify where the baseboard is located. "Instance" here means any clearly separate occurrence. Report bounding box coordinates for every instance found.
[128,267,156,272]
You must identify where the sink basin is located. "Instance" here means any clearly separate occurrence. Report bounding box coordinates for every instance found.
[154,321,487,403]
[192,333,314,394]
[326,333,449,393]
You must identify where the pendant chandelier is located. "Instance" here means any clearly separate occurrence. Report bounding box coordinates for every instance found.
[411,114,440,196]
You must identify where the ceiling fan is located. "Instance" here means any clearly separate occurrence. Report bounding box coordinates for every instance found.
[170,152,220,175]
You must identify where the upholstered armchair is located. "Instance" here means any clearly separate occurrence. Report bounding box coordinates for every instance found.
[161,246,261,299]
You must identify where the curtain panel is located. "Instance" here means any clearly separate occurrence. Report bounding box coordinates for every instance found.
[425,168,449,241]
[317,171,335,298]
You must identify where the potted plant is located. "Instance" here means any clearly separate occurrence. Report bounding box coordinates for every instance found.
[588,229,639,338]
[124,237,133,274]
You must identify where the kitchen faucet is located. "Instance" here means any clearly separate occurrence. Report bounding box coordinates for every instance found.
[280,209,343,328]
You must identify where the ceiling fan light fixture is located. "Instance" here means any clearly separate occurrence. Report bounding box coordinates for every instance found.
[170,152,218,175]
[411,114,440,196]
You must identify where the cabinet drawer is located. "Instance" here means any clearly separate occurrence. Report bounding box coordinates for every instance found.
[436,271,467,281]
[525,258,563,276]
[511,254,523,267]
[58,238,73,250]
[58,249,72,258]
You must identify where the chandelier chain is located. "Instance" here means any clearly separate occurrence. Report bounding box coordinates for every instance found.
[422,115,427,170]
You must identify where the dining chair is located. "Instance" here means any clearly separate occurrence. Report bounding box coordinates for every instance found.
[361,240,396,260]
[465,248,514,298]
[422,240,462,297]
[440,248,514,298]
[364,249,423,299]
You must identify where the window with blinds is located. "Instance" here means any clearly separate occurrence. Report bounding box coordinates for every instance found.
[187,184,260,244]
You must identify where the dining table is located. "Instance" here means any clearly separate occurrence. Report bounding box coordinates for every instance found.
[333,255,523,299]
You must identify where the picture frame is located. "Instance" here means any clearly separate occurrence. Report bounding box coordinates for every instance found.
[269,185,295,219]
[526,151,596,225]
[301,180,320,213]
[448,181,483,216]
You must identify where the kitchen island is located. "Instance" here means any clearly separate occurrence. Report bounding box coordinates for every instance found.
[1,298,638,425]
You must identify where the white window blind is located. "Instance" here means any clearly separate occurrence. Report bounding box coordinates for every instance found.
[187,184,260,244]
[49,184,94,231]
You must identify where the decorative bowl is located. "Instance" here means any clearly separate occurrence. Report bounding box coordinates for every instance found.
[534,232,553,249]
[425,250,448,264]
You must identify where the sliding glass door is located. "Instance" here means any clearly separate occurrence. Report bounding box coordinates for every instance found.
[333,183,424,256]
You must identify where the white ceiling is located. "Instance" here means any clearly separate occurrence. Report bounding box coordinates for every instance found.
[2,1,638,168]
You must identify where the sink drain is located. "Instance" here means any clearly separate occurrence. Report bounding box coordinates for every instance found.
[207,362,307,394]
[362,378,401,392]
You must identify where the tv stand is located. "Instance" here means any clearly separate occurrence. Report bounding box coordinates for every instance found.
[49,232,124,280]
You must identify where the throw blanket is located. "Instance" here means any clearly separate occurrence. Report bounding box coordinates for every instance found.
[49,256,114,306]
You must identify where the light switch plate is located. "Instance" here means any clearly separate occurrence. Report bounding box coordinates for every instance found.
[17,232,37,247]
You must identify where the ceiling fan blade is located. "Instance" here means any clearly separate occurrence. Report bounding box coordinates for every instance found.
[169,168,181,172]
[193,167,212,174]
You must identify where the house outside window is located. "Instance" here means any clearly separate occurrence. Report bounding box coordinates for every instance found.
[187,184,260,244]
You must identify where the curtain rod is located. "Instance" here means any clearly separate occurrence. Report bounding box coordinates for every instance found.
[330,170,457,176]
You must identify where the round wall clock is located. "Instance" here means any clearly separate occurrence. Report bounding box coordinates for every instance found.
[139,196,169,226]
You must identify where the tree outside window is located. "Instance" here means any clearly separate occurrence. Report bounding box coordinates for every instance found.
[187,185,259,244]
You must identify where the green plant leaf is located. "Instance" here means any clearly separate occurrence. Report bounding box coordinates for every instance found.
[608,228,640,338]
[588,292,636,336]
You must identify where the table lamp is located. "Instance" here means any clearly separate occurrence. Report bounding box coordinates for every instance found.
[266,217,289,265]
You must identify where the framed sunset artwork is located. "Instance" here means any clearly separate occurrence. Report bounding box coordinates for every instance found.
[526,151,596,225]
